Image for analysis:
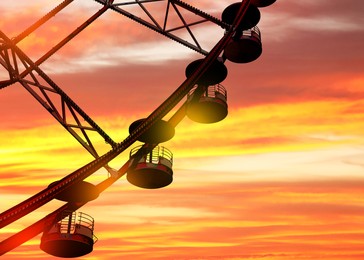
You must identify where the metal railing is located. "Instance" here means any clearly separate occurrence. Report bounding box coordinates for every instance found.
[77,212,95,230]
[59,211,76,234]
[241,26,261,40]
[188,84,227,101]
[130,145,173,166]
[57,211,95,237]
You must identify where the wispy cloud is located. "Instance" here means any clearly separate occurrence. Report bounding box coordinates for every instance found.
[2,1,364,259]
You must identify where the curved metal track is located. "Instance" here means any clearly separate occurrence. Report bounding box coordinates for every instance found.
[0,0,234,161]
[0,0,252,255]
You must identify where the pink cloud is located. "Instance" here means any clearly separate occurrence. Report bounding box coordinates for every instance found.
[2,1,364,259]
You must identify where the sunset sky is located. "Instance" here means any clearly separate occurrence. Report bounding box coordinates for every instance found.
[1,0,364,259]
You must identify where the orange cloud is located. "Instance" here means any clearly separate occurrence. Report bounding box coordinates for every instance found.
[4,180,358,259]
[1,1,364,259]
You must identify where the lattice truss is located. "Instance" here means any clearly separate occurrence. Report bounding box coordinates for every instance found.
[0,0,229,161]
[0,0,256,255]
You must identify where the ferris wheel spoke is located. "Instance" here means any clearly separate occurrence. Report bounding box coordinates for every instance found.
[0,30,117,158]
[0,1,109,88]
[13,0,75,45]
[93,0,233,55]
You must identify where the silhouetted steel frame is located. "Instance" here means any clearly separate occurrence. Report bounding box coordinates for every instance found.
[93,0,231,55]
[0,0,233,196]
[0,0,230,160]
[0,3,119,161]
[0,0,74,88]
[0,0,251,254]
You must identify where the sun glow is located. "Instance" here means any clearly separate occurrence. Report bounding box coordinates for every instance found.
[1,0,364,259]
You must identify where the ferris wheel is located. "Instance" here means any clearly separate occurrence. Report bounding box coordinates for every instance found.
[0,0,276,257]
